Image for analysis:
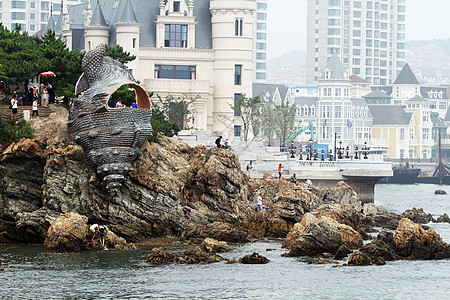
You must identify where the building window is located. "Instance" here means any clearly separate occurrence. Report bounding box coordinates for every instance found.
[335,106,342,118]
[11,12,26,20]
[30,2,36,9]
[88,41,91,51]
[335,88,341,96]
[400,128,405,140]
[155,65,196,79]
[257,43,266,50]
[234,94,242,116]
[234,125,241,137]
[256,72,266,80]
[164,24,187,48]
[422,128,429,140]
[256,63,266,70]
[173,1,180,12]
[256,53,266,60]
[30,13,35,20]
[12,1,27,9]
[41,1,49,10]
[257,13,267,20]
[235,65,242,85]
[235,19,243,36]
[257,23,267,30]
[132,38,136,48]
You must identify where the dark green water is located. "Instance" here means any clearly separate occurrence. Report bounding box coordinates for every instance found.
[1,184,449,299]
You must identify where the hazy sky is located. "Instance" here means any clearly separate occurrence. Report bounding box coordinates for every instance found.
[267,0,450,59]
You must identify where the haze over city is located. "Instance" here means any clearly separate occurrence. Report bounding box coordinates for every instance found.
[268,0,450,59]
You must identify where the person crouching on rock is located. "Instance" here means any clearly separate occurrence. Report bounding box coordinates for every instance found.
[89,224,99,242]
[183,206,192,220]
[98,225,109,248]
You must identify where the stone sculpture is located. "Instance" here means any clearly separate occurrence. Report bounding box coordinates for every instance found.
[68,44,152,195]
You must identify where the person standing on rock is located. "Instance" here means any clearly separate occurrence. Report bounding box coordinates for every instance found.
[31,98,39,119]
[278,164,284,179]
[257,193,265,211]
[215,136,222,148]
[247,161,253,178]
[183,206,192,220]
[10,95,18,120]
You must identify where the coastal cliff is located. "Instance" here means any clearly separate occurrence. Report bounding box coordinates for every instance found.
[0,109,364,245]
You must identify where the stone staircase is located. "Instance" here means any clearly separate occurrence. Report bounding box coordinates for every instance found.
[0,102,54,120]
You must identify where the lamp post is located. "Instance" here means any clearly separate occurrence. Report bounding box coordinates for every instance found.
[355,146,359,159]
[363,141,369,159]
[299,145,303,160]
[289,142,296,158]
[307,139,313,160]
[334,133,337,161]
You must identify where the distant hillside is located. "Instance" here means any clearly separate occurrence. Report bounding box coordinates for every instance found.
[269,50,306,67]
[407,39,450,55]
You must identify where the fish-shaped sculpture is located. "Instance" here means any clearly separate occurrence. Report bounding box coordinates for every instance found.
[68,44,152,195]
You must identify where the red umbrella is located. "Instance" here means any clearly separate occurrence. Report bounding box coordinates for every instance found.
[40,71,56,77]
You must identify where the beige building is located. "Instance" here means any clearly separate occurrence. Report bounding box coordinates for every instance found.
[56,0,257,137]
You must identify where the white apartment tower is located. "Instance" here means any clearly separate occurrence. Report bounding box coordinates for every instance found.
[306,0,406,86]
[254,0,267,82]
[0,0,87,34]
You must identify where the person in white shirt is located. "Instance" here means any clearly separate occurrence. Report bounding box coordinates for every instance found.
[32,99,39,119]
[10,96,18,119]
[257,193,264,211]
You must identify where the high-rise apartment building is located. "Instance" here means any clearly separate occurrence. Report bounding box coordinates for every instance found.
[306,0,406,86]
[254,0,267,82]
[0,0,87,34]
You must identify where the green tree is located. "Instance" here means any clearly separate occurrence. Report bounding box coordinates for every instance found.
[149,106,181,143]
[154,93,199,131]
[274,99,298,145]
[257,100,277,146]
[105,45,136,65]
[230,94,260,141]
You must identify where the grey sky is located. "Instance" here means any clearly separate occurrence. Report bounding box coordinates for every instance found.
[267,0,450,59]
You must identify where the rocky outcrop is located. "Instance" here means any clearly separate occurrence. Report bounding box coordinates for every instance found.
[348,219,450,266]
[198,238,231,253]
[239,252,270,264]
[146,238,227,264]
[435,213,450,223]
[43,212,133,251]
[282,212,363,257]
[44,212,89,251]
[0,131,254,243]
[400,208,433,224]
[435,190,446,195]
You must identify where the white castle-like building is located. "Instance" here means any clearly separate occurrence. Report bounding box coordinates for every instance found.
[54,0,256,136]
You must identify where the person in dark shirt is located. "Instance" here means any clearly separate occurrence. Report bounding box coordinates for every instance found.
[215,136,222,148]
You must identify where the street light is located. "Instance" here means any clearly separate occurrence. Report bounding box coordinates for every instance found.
[299,145,303,160]
[363,141,369,159]
[289,142,297,158]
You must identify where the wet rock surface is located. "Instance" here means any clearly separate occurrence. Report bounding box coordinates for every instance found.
[239,252,270,264]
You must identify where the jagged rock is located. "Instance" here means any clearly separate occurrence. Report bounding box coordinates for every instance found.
[147,247,175,264]
[394,218,450,260]
[198,238,231,253]
[185,222,251,243]
[146,246,223,265]
[334,245,351,260]
[435,190,446,195]
[401,208,433,224]
[239,252,270,264]
[348,250,386,266]
[435,213,450,223]
[226,259,238,264]
[43,212,89,250]
[283,213,362,257]
[308,257,339,264]
[180,248,224,264]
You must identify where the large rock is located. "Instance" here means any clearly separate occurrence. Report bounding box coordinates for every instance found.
[147,245,224,265]
[394,218,450,260]
[198,238,231,253]
[400,208,433,224]
[283,213,363,257]
[43,212,89,250]
[239,252,270,264]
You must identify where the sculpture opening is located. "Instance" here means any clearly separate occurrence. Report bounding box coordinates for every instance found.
[107,83,151,109]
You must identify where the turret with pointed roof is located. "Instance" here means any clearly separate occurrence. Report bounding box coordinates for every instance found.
[116,0,139,25]
[46,6,56,33]
[89,0,108,28]
[319,52,348,80]
[393,63,420,85]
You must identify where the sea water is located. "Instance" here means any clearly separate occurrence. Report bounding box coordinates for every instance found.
[1,184,449,299]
